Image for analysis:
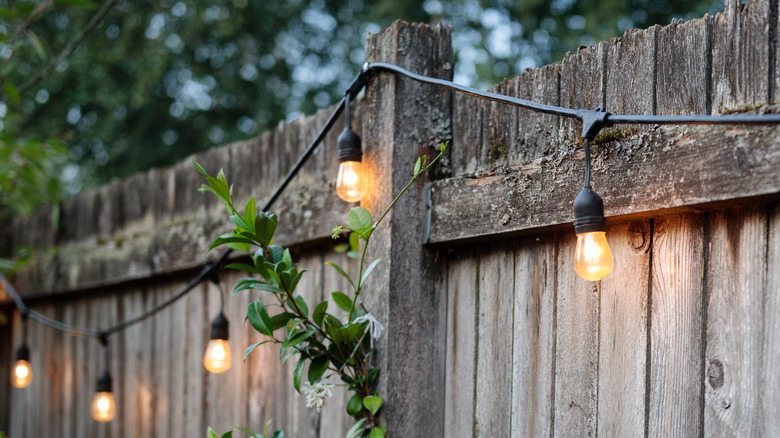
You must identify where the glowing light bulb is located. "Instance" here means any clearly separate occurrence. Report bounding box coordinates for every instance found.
[203,339,232,374]
[91,391,117,422]
[574,231,614,281]
[336,161,365,202]
[11,359,32,388]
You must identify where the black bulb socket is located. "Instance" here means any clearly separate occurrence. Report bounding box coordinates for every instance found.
[573,187,607,235]
[15,344,30,362]
[210,312,229,341]
[96,370,112,393]
[337,127,362,163]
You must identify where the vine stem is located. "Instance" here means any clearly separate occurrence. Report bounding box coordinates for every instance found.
[348,146,446,320]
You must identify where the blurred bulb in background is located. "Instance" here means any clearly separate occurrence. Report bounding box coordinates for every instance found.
[203,338,232,374]
[11,359,32,388]
[91,391,116,422]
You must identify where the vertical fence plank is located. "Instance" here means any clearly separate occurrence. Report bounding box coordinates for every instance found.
[606,27,656,116]
[444,249,478,437]
[762,204,780,433]
[553,232,599,438]
[510,235,555,437]
[559,42,607,145]
[183,284,207,437]
[474,243,514,437]
[598,222,652,436]
[155,286,172,438]
[711,0,770,113]
[168,282,187,436]
[656,17,711,115]
[704,207,767,436]
[649,215,705,437]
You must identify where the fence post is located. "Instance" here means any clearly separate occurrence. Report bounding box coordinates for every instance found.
[359,21,452,435]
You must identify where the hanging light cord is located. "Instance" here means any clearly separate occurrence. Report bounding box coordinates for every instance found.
[5,60,780,339]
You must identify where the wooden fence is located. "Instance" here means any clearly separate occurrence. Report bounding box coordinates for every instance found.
[3,0,780,436]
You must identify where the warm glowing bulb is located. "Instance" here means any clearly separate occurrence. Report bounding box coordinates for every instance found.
[203,339,232,374]
[11,360,32,388]
[336,161,365,202]
[91,391,116,422]
[574,231,614,281]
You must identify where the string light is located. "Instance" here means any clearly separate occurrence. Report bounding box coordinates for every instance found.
[11,315,32,388]
[91,371,116,422]
[204,312,231,374]
[335,89,365,203]
[91,336,117,422]
[11,344,32,388]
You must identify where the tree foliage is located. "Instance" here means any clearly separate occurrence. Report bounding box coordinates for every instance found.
[0,0,722,202]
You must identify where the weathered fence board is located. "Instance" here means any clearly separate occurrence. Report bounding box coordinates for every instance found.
[597,222,652,436]
[510,236,556,437]
[648,215,705,437]
[474,243,514,436]
[763,204,780,433]
[443,250,478,437]
[656,17,711,115]
[553,233,599,437]
[704,207,767,436]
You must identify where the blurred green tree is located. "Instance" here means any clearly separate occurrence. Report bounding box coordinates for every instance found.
[0,0,722,202]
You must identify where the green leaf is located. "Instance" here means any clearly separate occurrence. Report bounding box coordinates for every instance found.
[268,244,284,264]
[363,395,383,415]
[282,328,316,350]
[346,419,368,438]
[270,312,297,331]
[255,212,278,245]
[244,197,256,230]
[244,340,273,361]
[230,214,251,231]
[413,156,422,176]
[347,207,373,235]
[210,235,256,251]
[221,431,233,438]
[359,258,381,288]
[282,248,293,269]
[325,261,355,291]
[294,295,309,317]
[346,393,363,416]
[312,301,328,326]
[331,292,353,312]
[246,301,273,336]
[293,358,305,392]
[271,432,284,438]
[232,278,281,296]
[286,270,306,293]
[370,427,387,438]
[207,427,219,438]
[307,356,329,384]
[368,367,380,386]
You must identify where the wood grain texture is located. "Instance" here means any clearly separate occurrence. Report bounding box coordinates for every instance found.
[711,0,770,114]
[606,27,657,115]
[553,233,599,438]
[597,222,652,436]
[704,207,767,436]
[429,123,780,244]
[648,215,705,438]
[443,249,478,437]
[363,21,452,436]
[510,235,556,437]
[656,17,711,115]
[762,203,780,433]
[559,42,607,145]
[474,243,514,437]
